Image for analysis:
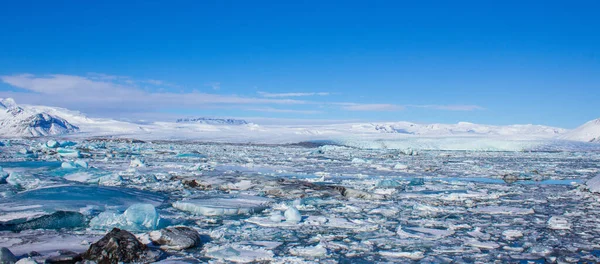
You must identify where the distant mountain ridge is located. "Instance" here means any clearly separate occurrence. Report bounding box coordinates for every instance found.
[176,117,249,125]
[0,98,79,137]
[1,98,600,146]
[561,118,600,143]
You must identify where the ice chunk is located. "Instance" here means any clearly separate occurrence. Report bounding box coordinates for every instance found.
[61,161,77,169]
[74,160,89,169]
[5,173,40,190]
[466,239,500,249]
[289,243,328,258]
[0,211,86,232]
[502,230,523,240]
[394,163,408,170]
[0,186,165,225]
[173,195,272,216]
[56,148,80,158]
[89,203,160,231]
[59,141,77,147]
[470,206,534,215]
[130,158,145,168]
[205,244,274,263]
[124,204,160,230]
[409,177,425,186]
[396,225,455,240]
[46,140,59,148]
[284,207,301,223]
[377,179,401,188]
[16,258,39,264]
[0,167,8,184]
[379,251,425,260]
[585,174,600,193]
[547,216,571,230]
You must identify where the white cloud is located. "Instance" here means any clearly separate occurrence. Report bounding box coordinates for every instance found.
[205,82,221,90]
[0,73,484,119]
[258,91,330,98]
[0,74,307,116]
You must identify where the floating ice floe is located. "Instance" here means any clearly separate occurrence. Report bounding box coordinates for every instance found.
[288,243,328,258]
[379,251,425,260]
[502,230,524,240]
[56,148,80,158]
[0,186,165,230]
[45,140,59,148]
[61,160,88,170]
[204,244,275,263]
[547,216,571,230]
[130,158,146,168]
[396,225,455,240]
[173,195,272,216]
[470,206,534,215]
[585,174,600,193]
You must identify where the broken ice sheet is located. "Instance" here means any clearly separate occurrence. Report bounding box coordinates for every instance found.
[0,139,600,263]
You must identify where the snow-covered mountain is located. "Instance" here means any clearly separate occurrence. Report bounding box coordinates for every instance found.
[349,121,566,138]
[2,97,600,150]
[561,118,600,143]
[0,98,79,137]
[176,117,249,125]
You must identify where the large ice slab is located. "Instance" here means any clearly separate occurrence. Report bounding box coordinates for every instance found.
[0,186,165,227]
[173,195,273,216]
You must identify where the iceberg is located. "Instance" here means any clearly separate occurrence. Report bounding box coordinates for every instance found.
[56,148,80,158]
[0,186,165,229]
[284,207,302,223]
[90,203,160,231]
[46,140,59,148]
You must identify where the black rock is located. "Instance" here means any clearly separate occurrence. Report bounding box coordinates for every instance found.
[0,247,18,264]
[82,228,162,264]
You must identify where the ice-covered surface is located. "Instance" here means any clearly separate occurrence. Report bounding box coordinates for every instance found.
[0,138,600,262]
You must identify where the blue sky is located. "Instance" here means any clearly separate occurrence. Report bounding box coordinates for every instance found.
[0,0,598,127]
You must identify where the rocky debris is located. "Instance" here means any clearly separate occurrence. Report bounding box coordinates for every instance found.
[181,179,212,190]
[0,247,17,264]
[149,226,202,250]
[82,228,162,264]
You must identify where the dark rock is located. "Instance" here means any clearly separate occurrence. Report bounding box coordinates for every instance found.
[0,247,18,264]
[82,228,162,264]
[149,226,202,250]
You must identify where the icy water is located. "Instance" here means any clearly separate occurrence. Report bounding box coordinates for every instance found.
[1,139,600,263]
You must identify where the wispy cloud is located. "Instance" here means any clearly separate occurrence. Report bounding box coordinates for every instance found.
[258,91,330,98]
[0,74,306,116]
[409,104,485,111]
[337,103,405,111]
[0,73,484,120]
[205,82,221,90]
